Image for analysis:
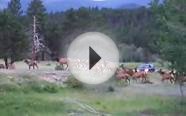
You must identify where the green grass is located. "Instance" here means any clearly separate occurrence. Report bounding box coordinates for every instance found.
[0,90,185,116]
[0,74,186,116]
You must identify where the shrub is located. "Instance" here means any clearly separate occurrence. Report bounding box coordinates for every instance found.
[107,86,115,92]
[55,64,64,70]
[0,75,20,92]
[19,75,58,93]
[0,83,20,92]
[46,63,52,66]
[43,84,59,93]
[119,43,158,62]
[65,76,83,88]
[21,80,59,93]
[0,74,60,93]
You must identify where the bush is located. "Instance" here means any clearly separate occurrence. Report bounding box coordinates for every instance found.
[21,80,59,93]
[119,43,158,62]
[0,75,20,92]
[107,86,115,92]
[46,63,52,66]
[0,74,60,93]
[0,83,20,92]
[43,84,59,93]
[65,76,83,88]
[55,64,64,70]
[18,75,59,93]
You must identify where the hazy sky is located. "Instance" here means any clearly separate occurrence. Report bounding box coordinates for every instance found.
[0,0,152,11]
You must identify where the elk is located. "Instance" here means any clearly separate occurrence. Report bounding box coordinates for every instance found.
[116,68,130,84]
[132,68,148,82]
[24,59,38,70]
[0,64,5,69]
[58,58,68,70]
[158,69,175,84]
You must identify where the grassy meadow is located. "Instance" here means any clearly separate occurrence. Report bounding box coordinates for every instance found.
[0,70,185,116]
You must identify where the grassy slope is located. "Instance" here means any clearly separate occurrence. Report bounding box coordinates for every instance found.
[0,90,185,116]
[0,74,185,116]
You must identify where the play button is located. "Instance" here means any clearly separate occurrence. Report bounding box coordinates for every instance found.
[89,47,101,70]
[67,32,119,84]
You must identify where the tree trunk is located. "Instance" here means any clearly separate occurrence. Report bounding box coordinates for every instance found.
[3,57,8,69]
[177,74,184,104]
[41,51,45,61]
[179,81,184,104]
[10,58,15,65]
[144,49,150,63]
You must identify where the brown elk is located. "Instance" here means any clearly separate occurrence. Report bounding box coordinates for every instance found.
[116,67,148,83]
[124,68,134,77]
[24,59,38,70]
[116,68,130,84]
[158,69,175,84]
[132,68,148,82]
[0,64,5,69]
[58,58,68,70]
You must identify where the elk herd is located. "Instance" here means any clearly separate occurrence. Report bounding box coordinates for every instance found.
[0,59,38,70]
[116,67,149,84]
[0,58,186,85]
[116,65,186,85]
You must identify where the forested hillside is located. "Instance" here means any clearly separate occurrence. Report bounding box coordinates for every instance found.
[0,0,159,63]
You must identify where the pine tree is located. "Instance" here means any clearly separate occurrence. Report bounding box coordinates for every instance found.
[7,0,22,17]
[27,0,47,32]
[152,0,186,101]
[0,11,28,68]
[27,0,48,60]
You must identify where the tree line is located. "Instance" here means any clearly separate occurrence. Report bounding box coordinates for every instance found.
[0,0,185,72]
[0,0,159,66]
